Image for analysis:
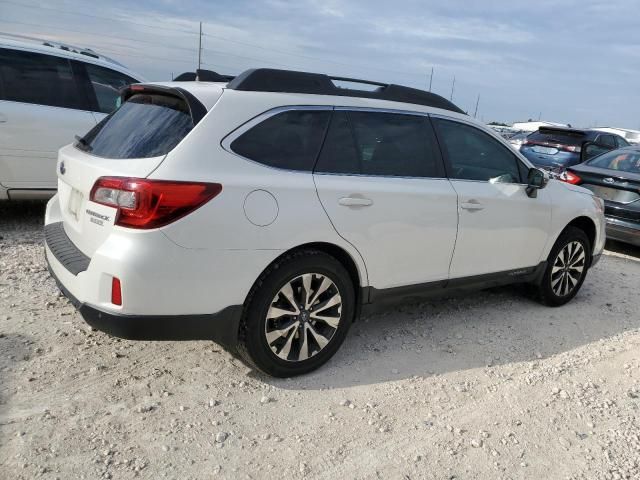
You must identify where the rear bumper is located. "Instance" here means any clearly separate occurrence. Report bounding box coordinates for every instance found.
[606,217,640,247]
[46,252,243,349]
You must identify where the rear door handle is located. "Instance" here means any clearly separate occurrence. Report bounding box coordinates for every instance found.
[460,200,484,211]
[0,113,7,123]
[339,196,373,207]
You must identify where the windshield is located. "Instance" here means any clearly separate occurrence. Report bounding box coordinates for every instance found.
[588,150,640,174]
[79,93,193,159]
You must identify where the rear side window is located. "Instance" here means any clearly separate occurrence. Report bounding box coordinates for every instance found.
[230,110,331,171]
[434,119,522,183]
[616,136,630,148]
[80,93,193,159]
[0,48,84,110]
[587,150,640,174]
[315,110,443,178]
[597,134,616,148]
[527,129,584,146]
[84,63,138,114]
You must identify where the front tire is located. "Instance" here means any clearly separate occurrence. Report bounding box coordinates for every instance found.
[238,250,355,377]
[537,226,591,307]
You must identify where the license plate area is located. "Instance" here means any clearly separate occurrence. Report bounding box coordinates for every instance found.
[532,146,558,155]
[67,188,84,220]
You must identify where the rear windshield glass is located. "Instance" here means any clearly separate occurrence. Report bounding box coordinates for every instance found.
[80,93,193,159]
[528,129,584,146]
[588,150,640,174]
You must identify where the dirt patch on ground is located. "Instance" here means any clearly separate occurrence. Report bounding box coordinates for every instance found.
[1,201,639,479]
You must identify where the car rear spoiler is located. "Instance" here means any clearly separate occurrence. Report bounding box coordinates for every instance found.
[538,126,586,135]
[119,84,208,125]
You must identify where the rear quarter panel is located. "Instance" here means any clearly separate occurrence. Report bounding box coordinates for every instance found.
[148,90,369,289]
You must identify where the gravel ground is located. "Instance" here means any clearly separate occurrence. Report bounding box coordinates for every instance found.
[1,201,639,480]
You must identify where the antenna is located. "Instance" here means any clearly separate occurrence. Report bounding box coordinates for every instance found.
[197,21,203,71]
[450,75,455,102]
[428,67,434,92]
[473,94,480,118]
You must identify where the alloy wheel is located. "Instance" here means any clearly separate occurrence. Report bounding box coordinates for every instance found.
[551,241,586,297]
[264,273,342,362]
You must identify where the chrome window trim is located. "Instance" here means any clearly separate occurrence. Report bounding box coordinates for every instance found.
[430,113,531,187]
[221,104,532,185]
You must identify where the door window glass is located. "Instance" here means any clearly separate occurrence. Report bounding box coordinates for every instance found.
[0,48,84,109]
[434,119,522,183]
[315,111,443,177]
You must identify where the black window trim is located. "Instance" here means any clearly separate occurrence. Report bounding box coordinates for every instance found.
[222,105,451,179]
[430,113,532,186]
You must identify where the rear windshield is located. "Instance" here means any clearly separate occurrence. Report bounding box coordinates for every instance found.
[588,150,640,174]
[528,129,584,146]
[79,93,193,159]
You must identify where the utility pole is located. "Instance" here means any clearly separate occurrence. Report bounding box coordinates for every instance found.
[197,21,202,71]
[473,94,480,118]
[450,75,455,101]
[428,67,434,92]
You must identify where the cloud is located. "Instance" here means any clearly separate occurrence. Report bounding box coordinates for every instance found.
[0,0,638,128]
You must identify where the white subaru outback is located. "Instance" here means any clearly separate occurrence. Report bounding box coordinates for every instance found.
[44,68,606,377]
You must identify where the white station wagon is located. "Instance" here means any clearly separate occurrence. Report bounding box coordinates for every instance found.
[44,68,606,376]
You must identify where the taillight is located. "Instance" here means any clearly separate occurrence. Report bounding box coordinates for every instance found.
[111,277,122,306]
[561,171,582,185]
[560,145,581,153]
[90,177,222,229]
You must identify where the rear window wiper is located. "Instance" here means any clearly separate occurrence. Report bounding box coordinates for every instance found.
[75,134,93,152]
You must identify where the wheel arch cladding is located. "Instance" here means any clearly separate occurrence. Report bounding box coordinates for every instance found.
[566,216,596,251]
[244,242,363,310]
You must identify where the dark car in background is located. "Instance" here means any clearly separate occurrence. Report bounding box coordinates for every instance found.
[563,146,640,246]
[520,127,629,171]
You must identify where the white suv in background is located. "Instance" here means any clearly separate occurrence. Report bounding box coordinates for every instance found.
[44,68,606,376]
[0,35,144,200]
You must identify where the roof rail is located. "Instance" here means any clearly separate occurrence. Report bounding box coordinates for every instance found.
[174,69,235,82]
[227,68,465,114]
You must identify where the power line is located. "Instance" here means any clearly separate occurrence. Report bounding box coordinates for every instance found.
[0,19,196,53]
[1,0,424,81]
[0,0,197,35]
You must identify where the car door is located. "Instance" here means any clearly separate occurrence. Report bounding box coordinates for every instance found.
[431,116,552,279]
[314,109,458,291]
[0,48,97,190]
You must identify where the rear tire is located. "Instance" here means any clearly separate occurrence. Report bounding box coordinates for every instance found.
[537,226,591,307]
[238,250,355,377]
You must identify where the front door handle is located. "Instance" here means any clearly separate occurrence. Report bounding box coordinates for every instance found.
[339,196,373,207]
[460,200,484,211]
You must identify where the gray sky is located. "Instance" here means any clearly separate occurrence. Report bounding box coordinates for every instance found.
[1,0,638,128]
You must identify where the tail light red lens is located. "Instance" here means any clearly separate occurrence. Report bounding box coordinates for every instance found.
[111,277,122,306]
[90,177,222,229]
[560,145,581,153]
[561,171,582,185]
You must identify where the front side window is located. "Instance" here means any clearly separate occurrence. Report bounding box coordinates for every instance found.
[0,48,84,110]
[230,110,331,171]
[84,63,138,114]
[81,93,193,159]
[315,110,443,178]
[434,119,522,183]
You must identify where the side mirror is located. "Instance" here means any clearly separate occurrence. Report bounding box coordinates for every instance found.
[581,142,608,163]
[526,168,548,198]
